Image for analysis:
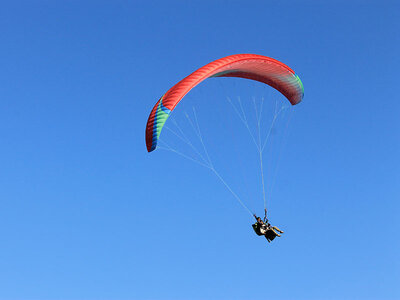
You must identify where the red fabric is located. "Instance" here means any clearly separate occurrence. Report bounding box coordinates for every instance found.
[145,54,303,152]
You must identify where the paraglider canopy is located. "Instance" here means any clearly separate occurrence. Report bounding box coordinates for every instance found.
[145,54,304,152]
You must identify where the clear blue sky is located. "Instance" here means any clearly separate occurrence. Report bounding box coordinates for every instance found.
[0,1,399,300]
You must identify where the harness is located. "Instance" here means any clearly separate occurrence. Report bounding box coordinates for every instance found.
[252,222,268,236]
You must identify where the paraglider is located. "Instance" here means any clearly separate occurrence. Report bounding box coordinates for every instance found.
[252,209,284,243]
[145,54,304,244]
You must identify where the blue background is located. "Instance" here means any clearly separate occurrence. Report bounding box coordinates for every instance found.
[0,1,399,299]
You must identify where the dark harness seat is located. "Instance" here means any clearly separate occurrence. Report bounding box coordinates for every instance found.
[264,228,278,241]
[252,222,266,236]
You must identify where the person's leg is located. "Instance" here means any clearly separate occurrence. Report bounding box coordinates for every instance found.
[272,226,284,233]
